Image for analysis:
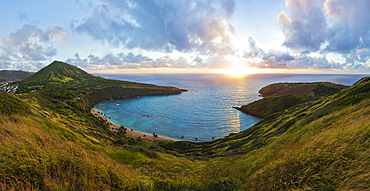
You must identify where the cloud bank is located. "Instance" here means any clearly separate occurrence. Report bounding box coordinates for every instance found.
[0,24,67,71]
[1,0,369,72]
[73,0,236,55]
[279,0,370,65]
[279,0,370,54]
[66,52,197,71]
[278,0,328,52]
[244,37,344,70]
[275,0,370,71]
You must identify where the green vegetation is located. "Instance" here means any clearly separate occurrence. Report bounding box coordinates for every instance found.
[0,75,6,82]
[258,82,347,97]
[236,82,348,118]
[0,91,30,114]
[0,61,369,190]
[17,61,98,93]
[0,70,33,82]
[160,76,370,190]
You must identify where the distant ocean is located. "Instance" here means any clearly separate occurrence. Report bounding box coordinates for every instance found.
[93,73,367,142]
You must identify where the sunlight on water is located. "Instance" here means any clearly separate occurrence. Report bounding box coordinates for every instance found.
[94,73,366,142]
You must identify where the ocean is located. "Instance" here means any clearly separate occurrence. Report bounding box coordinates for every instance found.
[93,73,367,142]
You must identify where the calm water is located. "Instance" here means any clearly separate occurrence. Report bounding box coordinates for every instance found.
[94,73,367,142]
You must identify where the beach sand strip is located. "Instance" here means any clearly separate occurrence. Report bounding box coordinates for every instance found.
[91,108,176,142]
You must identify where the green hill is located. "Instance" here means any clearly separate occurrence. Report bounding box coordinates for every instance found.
[0,62,368,190]
[17,61,98,93]
[24,60,96,82]
[235,82,348,118]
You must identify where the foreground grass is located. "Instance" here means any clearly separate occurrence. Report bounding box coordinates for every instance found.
[0,62,369,190]
[203,98,370,190]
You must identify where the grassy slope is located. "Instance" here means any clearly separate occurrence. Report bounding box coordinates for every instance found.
[0,62,213,190]
[237,82,347,118]
[17,61,97,93]
[1,61,368,190]
[1,86,212,190]
[160,77,370,189]
[208,78,370,190]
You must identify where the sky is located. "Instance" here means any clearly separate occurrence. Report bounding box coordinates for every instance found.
[0,0,370,74]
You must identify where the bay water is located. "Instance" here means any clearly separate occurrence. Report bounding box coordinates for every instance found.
[94,73,366,142]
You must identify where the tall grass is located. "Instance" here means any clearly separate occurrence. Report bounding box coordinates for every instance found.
[1,70,369,190]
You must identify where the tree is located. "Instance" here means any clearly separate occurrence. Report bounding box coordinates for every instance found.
[118,125,127,135]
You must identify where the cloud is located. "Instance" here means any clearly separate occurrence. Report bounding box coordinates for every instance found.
[73,0,236,55]
[244,37,266,58]
[0,24,67,70]
[275,0,370,71]
[250,53,342,70]
[0,61,45,71]
[278,0,328,52]
[118,52,152,64]
[19,11,29,22]
[0,25,67,71]
[66,52,195,70]
[198,55,231,69]
[243,36,346,70]
[278,0,370,54]
[66,35,362,72]
[324,0,370,53]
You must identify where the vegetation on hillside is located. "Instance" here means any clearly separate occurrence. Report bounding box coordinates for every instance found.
[0,70,33,82]
[0,75,6,82]
[0,61,368,190]
[258,82,347,97]
[0,91,30,114]
[16,61,98,93]
[159,77,370,189]
[236,82,348,118]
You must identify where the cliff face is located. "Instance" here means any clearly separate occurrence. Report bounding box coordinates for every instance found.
[236,82,348,118]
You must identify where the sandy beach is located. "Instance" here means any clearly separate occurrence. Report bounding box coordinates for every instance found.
[91,108,176,142]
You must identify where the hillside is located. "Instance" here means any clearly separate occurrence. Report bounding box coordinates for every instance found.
[0,62,368,190]
[235,82,347,118]
[0,70,33,82]
[24,61,96,82]
[159,77,370,189]
[17,61,98,93]
[0,75,6,82]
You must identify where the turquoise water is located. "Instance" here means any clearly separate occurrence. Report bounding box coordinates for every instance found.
[94,73,367,142]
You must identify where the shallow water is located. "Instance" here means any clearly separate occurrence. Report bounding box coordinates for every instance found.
[94,73,366,142]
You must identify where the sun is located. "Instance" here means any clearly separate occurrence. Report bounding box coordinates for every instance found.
[224,67,249,78]
[212,57,256,78]
[214,67,256,78]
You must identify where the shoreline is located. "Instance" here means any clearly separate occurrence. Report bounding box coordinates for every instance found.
[91,108,177,142]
